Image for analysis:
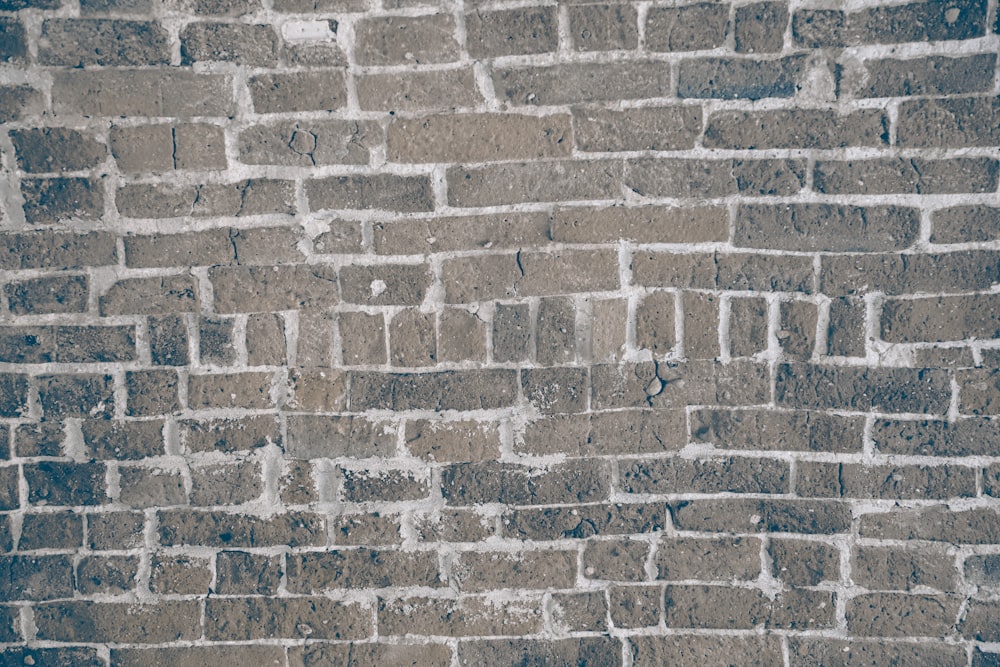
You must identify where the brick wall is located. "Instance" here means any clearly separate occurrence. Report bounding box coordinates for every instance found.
[0,0,999,663]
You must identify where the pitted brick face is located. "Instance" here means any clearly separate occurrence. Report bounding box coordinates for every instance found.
[0,0,999,662]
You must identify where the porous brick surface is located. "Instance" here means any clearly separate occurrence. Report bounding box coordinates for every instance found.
[0,0,999,663]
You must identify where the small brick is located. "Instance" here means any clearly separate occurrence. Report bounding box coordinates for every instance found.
[438,308,486,363]
[38,374,114,419]
[458,638,621,666]
[933,205,1000,243]
[779,300,816,360]
[210,265,338,313]
[552,591,607,632]
[14,423,62,458]
[959,368,1000,415]
[583,539,649,581]
[962,600,1000,641]
[536,297,576,365]
[492,303,531,362]
[247,313,286,365]
[356,68,483,112]
[99,276,198,316]
[19,512,83,550]
[452,550,577,592]
[87,512,144,550]
[180,22,279,65]
[504,502,666,540]
[671,498,852,534]
[189,371,273,409]
[112,647,286,667]
[35,600,199,642]
[633,251,814,292]
[770,538,840,586]
[693,409,864,453]
[287,549,441,591]
[180,415,278,453]
[0,85,43,123]
[39,19,169,66]
[125,370,179,417]
[822,250,1000,296]
[190,460,262,506]
[53,70,234,118]
[842,54,996,98]
[859,506,1000,545]
[965,554,1000,586]
[569,4,638,51]
[442,460,609,505]
[787,638,967,667]
[775,363,950,413]
[657,536,760,581]
[389,113,569,164]
[350,369,519,411]
[631,635,783,667]
[355,15,459,65]
[591,298,626,361]
[389,309,436,367]
[118,180,295,219]
[307,173,434,213]
[5,275,88,315]
[334,513,404,545]
[249,71,347,113]
[216,551,281,595]
[826,296,865,356]
[0,555,73,601]
[0,19,27,63]
[683,291,720,359]
[341,263,430,306]
[341,468,429,502]
[852,544,957,592]
[847,592,960,637]
[494,61,672,106]
[21,178,104,224]
[0,648,100,667]
[465,7,556,57]
[522,366,589,414]
[83,420,164,460]
[678,56,809,99]
[240,120,379,166]
[158,509,325,547]
[149,314,190,367]
[118,467,186,507]
[815,157,998,195]
[286,368,347,411]
[735,2,788,52]
[148,556,209,596]
[278,460,318,505]
[10,128,106,174]
[705,109,887,149]
[610,586,661,628]
[291,644,451,667]
[897,96,1000,148]
[645,3,729,51]
[405,419,500,462]
[622,456,788,495]
[379,595,542,637]
[199,316,235,365]
[728,296,768,358]
[286,415,395,459]
[665,585,835,630]
[882,294,1000,344]
[573,106,700,153]
[338,311,386,365]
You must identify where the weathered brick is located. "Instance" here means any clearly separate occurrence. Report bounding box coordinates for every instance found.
[0,555,73,600]
[522,366,589,414]
[206,597,370,640]
[842,53,996,98]
[448,159,622,207]
[0,19,27,63]
[2,648,103,667]
[14,423,61,458]
[181,22,279,65]
[569,4,638,51]
[149,555,211,594]
[25,461,105,506]
[779,300,816,360]
[405,419,500,462]
[793,0,987,47]
[19,511,83,549]
[118,466,185,507]
[10,128,106,174]
[210,265,338,313]
[352,369,518,411]
[965,554,1000,586]
[826,296,866,354]
[645,3,729,51]
[286,415,395,459]
[247,313,286,365]
[379,595,542,637]
[83,419,164,460]
[582,539,650,581]
[959,368,1000,414]
[521,409,685,457]
[149,314,190,366]
[190,460,262,505]
[635,290,676,355]
[112,646,286,667]
[20,178,104,224]
[466,7,556,57]
[962,599,1000,641]
[737,204,918,252]
[494,61,672,106]
[554,205,725,244]
[506,502,666,541]
[240,120,379,166]
[0,374,28,418]
[847,592,960,637]
[632,635,782,667]
[307,173,434,212]
[815,157,998,195]
[591,360,770,410]
[458,638,621,666]
[671,498,852,534]
[897,96,1000,148]
[735,2,787,52]
[53,70,234,117]
[338,311,386,365]
[118,180,294,219]
[5,275,89,315]
[610,586,661,628]
[199,316,235,365]
[249,71,347,113]
[340,263,430,306]
[882,294,1000,343]
[34,601,201,642]
[291,643,452,667]
[852,544,957,592]
[439,308,487,363]
[770,538,840,587]
[787,638,967,667]
[665,585,835,630]
[705,109,888,149]
[859,506,1000,544]
[552,591,607,632]
[87,512,144,550]
[39,374,114,419]
[728,296,768,358]
[822,251,1000,296]
[355,15,458,65]
[334,513,405,545]
[452,550,577,591]
[656,536,760,581]
[287,549,441,591]
[215,551,281,595]
[932,205,1000,243]
[683,291,720,359]
[39,19,169,66]
[633,251,814,292]
[99,276,198,316]
[679,56,809,99]
[627,158,806,198]
[158,510,325,547]
[357,68,482,111]
[0,85,43,123]
[775,363,950,413]
[873,418,1000,457]
[112,123,226,173]
[189,371,273,409]
[622,456,789,495]
[693,409,864,453]
[389,113,569,164]
[442,460,610,505]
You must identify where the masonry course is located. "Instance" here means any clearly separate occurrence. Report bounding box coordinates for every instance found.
[0,0,998,663]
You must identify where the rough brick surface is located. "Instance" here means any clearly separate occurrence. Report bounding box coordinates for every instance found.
[2,0,998,659]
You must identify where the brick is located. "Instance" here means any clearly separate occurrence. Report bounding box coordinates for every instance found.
[334,513,405,545]
[34,601,201,642]
[291,643,452,667]
[933,206,1000,243]
[239,120,379,166]
[216,551,281,595]
[882,294,1000,343]
[387,309,435,367]
[287,549,441,591]
[859,506,1000,544]
[444,249,618,302]
[341,467,429,502]
[286,368,347,411]
[554,205,725,244]
[728,296,768,357]
[735,2,787,52]
[357,68,482,112]
[126,228,299,268]
[199,316,235,365]
[775,363,950,413]
[210,265,338,313]
[448,159,622,207]
[39,374,114,419]
[351,369,519,411]
[53,325,135,364]
[19,511,83,549]
[521,409,685,457]
[149,555,210,594]
[379,595,542,636]
[14,423,62,458]
[0,85,44,123]
[10,128,106,174]
[81,0,152,15]
[582,539,649,581]
[821,251,1000,296]
[693,409,864,453]
[118,467,185,507]
[0,374,28,417]
[852,545,957,592]
[504,503,666,540]
[0,555,73,600]
[737,204,917,252]
[633,251,814,292]
[847,592,960,637]
[792,0,987,47]
[118,180,295,218]
[295,309,334,368]
[535,297,575,364]
[569,4,638,50]
[645,3,729,51]
[247,313,286,365]
[20,178,104,224]
[787,638,968,667]
[466,7,556,57]
[87,512,144,550]
[2,649,102,667]
[678,56,809,99]
[627,158,806,198]
[338,311,386,365]
[458,638,621,666]
[770,538,840,586]
[189,371,273,409]
[206,597,369,640]
[452,550,577,591]
[273,0,363,9]
[665,585,834,630]
[636,290,675,355]
[494,61,672,106]
[0,231,116,270]
[355,15,458,65]
[591,360,770,410]
[610,586,661,628]
[190,461,262,505]
[442,460,610,505]
[25,461,105,506]
[149,314,190,366]
[158,510,325,547]
[99,276,198,316]
[815,158,998,195]
[552,591,607,632]
[112,647,286,667]
[0,18,26,63]
[389,113,569,164]
[975,649,1000,667]
[492,302,531,362]
[656,537,760,581]
[53,70,234,117]
[83,420,164,460]
[5,275,89,315]
[843,54,996,98]
[340,263,430,306]
[962,599,1000,641]
[307,173,433,212]
[180,22,278,65]
[278,460,318,505]
[374,212,548,255]
[522,366,589,413]
[286,415,395,459]
[959,368,1000,415]
[779,300,816,360]
[683,291,720,359]
[671,498,852,534]
[622,456,788,495]
[966,554,1000,586]
[874,419,1000,457]
[249,71,347,113]
[439,308,487,363]
[39,19,169,66]
[706,109,887,149]
[405,419,500,462]
[631,635,783,667]
[898,96,1000,148]
[0,466,15,511]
